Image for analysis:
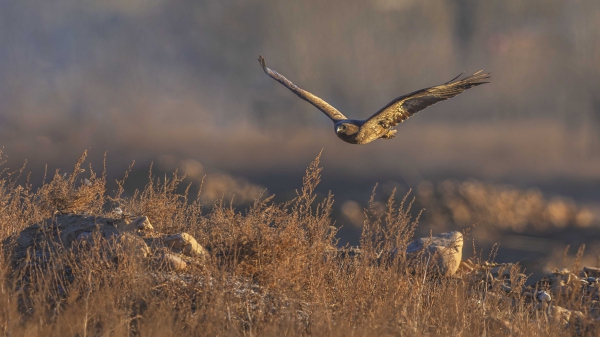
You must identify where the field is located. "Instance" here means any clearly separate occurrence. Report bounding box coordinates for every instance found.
[0,150,597,336]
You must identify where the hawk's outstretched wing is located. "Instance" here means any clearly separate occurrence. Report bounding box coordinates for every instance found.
[258,55,348,122]
[361,71,490,129]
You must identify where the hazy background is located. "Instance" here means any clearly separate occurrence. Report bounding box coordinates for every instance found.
[1,0,600,275]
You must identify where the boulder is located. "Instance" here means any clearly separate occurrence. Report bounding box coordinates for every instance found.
[116,233,151,260]
[76,231,93,242]
[584,266,600,278]
[405,231,463,276]
[546,269,581,297]
[485,316,514,334]
[11,214,120,255]
[163,233,207,259]
[550,305,585,330]
[118,216,154,233]
[156,253,187,271]
[490,263,514,278]
[3,214,214,277]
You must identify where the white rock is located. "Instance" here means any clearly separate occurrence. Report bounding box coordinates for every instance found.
[405,231,463,276]
[116,234,151,260]
[158,253,187,271]
[119,216,154,233]
[536,290,552,303]
[163,233,207,259]
[47,214,120,247]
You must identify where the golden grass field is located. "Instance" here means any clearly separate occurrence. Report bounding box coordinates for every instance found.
[0,149,597,336]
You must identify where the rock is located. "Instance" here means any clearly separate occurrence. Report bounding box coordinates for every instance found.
[16,230,34,247]
[405,231,463,276]
[584,267,600,278]
[536,290,552,303]
[533,302,550,312]
[57,215,120,246]
[547,270,581,297]
[587,284,600,300]
[490,263,513,278]
[163,233,207,259]
[156,253,187,271]
[523,291,534,301]
[548,270,578,284]
[551,306,571,326]
[551,283,570,297]
[3,214,210,279]
[550,305,585,330]
[485,316,514,334]
[116,234,150,260]
[8,214,121,260]
[75,232,94,247]
[483,291,515,306]
[471,269,493,281]
[458,260,474,273]
[77,232,93,241]
[335,246,362,259]
[119,216,154,233]
[590,301,600,319]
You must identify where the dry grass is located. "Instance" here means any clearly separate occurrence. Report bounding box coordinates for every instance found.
[0,149,596,336]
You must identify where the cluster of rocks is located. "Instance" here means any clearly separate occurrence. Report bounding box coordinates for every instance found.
[7,214,600,332]
[460,260,600,332]
[6,213,208,272]
[382,230,599,332]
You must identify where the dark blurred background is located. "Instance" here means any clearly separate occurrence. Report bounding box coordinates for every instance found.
[1,0,599,276]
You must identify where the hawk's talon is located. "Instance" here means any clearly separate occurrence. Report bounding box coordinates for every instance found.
[381,129,397,140]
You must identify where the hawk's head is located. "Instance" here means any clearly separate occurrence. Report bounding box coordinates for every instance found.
[334,121,360,143]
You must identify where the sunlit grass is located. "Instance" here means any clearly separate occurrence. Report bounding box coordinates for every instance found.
[0,150,595,336]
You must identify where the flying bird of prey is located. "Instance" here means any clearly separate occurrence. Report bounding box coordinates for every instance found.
[258,55,490,145]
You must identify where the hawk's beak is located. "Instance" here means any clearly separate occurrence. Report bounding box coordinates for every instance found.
[336,126,341,133]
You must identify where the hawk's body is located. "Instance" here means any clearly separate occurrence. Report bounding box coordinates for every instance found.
[258,55,490,145]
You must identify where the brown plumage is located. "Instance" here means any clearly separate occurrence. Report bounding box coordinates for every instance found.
[258,55,490,145]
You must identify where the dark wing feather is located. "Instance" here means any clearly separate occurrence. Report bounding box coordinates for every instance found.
[258,55,347,122]
[362,71,490,129]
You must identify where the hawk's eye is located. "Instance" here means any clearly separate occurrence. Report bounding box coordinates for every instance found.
[342,125,347,130]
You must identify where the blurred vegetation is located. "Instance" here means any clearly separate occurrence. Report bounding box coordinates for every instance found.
[0,0,599,178]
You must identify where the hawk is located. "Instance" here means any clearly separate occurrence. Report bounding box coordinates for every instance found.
[258,55,490,145]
